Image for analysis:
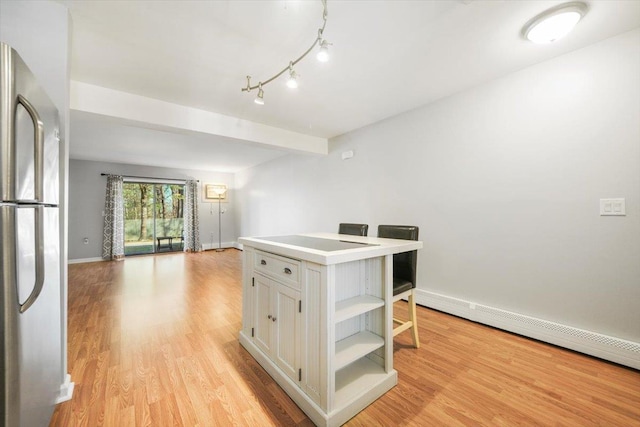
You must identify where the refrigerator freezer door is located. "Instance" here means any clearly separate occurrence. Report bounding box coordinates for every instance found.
[1,204,21,426]
[16,205,45,311]
[18,206,61,426]
[2,205,60,427]
[16,206,36,304]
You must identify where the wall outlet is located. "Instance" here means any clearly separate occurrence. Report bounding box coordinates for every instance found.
[600,198,625,216]
[341,150,354,160]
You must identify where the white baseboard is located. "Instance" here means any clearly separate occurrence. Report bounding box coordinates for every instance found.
[68,257,103,264]
[68,243,242,261]
[415,289,640,370]
[54,374,74,404]
[202,241,241,251]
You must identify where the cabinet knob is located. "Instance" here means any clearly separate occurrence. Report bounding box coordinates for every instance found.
[267,314,272,319]
[261,259,267,265]
[284,267,292,275]
[272,317,277,322]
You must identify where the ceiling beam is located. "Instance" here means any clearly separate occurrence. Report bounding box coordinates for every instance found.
[70,81,328,155]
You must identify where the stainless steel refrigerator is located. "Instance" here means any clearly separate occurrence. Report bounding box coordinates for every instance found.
[1,42,63,426]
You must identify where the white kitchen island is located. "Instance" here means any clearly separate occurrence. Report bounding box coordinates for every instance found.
[238,232,423,427]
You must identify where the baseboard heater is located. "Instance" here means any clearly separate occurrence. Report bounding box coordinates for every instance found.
[415,289,640,370]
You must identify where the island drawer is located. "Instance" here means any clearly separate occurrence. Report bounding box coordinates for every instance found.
[254,250,301,288]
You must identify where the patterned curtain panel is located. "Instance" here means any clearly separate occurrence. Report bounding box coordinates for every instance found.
[184,180,201,252]
[102,175,125,260]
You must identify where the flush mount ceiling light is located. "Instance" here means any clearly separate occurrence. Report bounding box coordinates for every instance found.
[522,2,588,44]
[242,0,331,105]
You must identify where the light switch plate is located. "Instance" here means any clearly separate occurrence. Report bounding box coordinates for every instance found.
[600,198,626,216]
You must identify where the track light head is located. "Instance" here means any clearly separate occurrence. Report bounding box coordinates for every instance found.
[286,73,298,89]
[287,64,299,89]
[317,40,330,62]
[254,84,264,105]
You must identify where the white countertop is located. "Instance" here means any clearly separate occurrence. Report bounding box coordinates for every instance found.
[238,232,423,265]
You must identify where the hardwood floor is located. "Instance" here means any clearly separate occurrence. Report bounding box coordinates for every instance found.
[50,250,640,426]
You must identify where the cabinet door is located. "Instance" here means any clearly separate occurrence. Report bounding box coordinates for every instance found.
[241,249,255,338]
[253,275,273,356]
[273,283,301,384]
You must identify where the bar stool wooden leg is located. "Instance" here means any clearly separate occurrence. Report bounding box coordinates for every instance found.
[409,290,420,348]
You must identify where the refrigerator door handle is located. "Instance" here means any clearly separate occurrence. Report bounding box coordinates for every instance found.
[17,94,44,202]
[19,205,45,313]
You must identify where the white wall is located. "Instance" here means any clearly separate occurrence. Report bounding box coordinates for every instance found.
[68,159,237,260]
[0,1,70,125]
[237,30,640,354]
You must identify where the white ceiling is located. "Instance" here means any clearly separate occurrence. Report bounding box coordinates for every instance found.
[70,111,288,173]
[62,0,640,172]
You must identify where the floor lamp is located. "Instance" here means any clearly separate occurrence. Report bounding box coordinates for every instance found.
[212,187,227,252]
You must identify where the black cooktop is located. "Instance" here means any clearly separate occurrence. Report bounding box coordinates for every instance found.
[258,235,378,252]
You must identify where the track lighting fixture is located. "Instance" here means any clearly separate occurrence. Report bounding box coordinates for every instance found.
[241,0,331,105]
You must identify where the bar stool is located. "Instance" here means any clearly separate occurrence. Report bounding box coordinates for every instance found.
[377,225,420,348]
[338,223,368,236]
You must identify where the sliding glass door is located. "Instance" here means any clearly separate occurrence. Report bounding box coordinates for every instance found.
[123,182,185,256]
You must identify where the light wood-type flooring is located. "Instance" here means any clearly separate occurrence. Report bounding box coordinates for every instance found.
[50,250,640,426]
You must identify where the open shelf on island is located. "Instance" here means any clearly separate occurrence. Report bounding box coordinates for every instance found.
[335,331,384,371]
[335,295,385,324]
[334,357,390,406]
